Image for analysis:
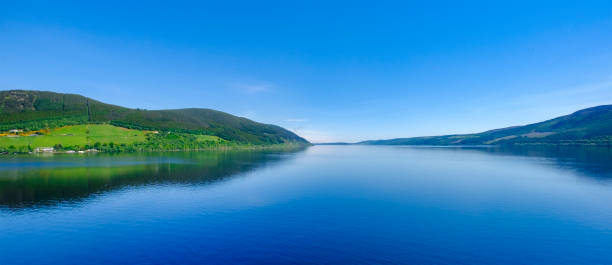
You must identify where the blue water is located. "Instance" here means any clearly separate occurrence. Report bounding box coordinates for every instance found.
[1,146,612,264]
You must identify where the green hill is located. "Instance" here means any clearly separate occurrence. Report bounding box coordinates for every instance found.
[0,90,308,145]
[360,105,612,146]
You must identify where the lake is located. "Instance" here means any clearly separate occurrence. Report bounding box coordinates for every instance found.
[1,145,612,264]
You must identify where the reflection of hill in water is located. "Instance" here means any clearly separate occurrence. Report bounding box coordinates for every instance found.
[464,146,612,181]
[0,148,305,210]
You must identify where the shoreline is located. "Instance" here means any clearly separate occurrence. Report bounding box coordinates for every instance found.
[0,143,311,156]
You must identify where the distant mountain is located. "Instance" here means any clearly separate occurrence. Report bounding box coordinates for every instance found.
[360,105,612,146]
[314,142,352,145]
[0,90,308,145]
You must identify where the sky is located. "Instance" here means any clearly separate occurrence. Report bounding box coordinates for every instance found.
[1,1,611,143]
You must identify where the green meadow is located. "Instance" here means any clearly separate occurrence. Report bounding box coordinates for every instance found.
[0,124,147,149]
[194,134,225,143]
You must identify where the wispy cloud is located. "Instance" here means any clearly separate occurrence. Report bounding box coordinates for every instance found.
[289,128,337,143]
[463,79,612,130]
[240,110,257,119]
[469,80,612,115]
[229,82,274,94]
[285,118,307,122]
[511,80,612,107]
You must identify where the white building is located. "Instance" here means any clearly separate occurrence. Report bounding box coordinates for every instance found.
[35,147,54,153]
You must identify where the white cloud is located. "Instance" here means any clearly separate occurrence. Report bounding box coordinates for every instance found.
[229,82,274,94]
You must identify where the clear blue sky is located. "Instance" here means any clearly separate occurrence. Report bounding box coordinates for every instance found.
[1,1,611,142]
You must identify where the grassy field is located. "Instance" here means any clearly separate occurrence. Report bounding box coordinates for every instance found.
[195,134,225,143]
[0,124,147,149]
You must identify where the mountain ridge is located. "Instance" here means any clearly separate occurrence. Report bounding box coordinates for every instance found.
[0,90,308,145]
[359,105,612,146]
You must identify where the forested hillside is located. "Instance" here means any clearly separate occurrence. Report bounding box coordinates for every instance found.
[361,105,612,146]
[0,90,308,145]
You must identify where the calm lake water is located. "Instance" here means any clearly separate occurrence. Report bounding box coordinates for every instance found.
[1,145,612,264]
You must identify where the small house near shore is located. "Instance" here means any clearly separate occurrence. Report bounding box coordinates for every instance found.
[35,147,54,153]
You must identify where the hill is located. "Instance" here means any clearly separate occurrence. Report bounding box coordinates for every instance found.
[0,90,308,146]
[360,105,612,146]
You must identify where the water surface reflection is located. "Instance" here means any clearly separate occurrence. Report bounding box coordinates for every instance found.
[0,148,305,210]
[458,145,612,181]
[1,145,612,264]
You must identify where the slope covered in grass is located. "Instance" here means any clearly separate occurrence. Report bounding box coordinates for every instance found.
[0,124,230,153]
[0,124,147,149]
[0,90,308,145]
[360,105,612,146]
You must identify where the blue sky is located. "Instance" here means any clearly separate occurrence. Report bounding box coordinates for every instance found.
[1,1,611,142]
